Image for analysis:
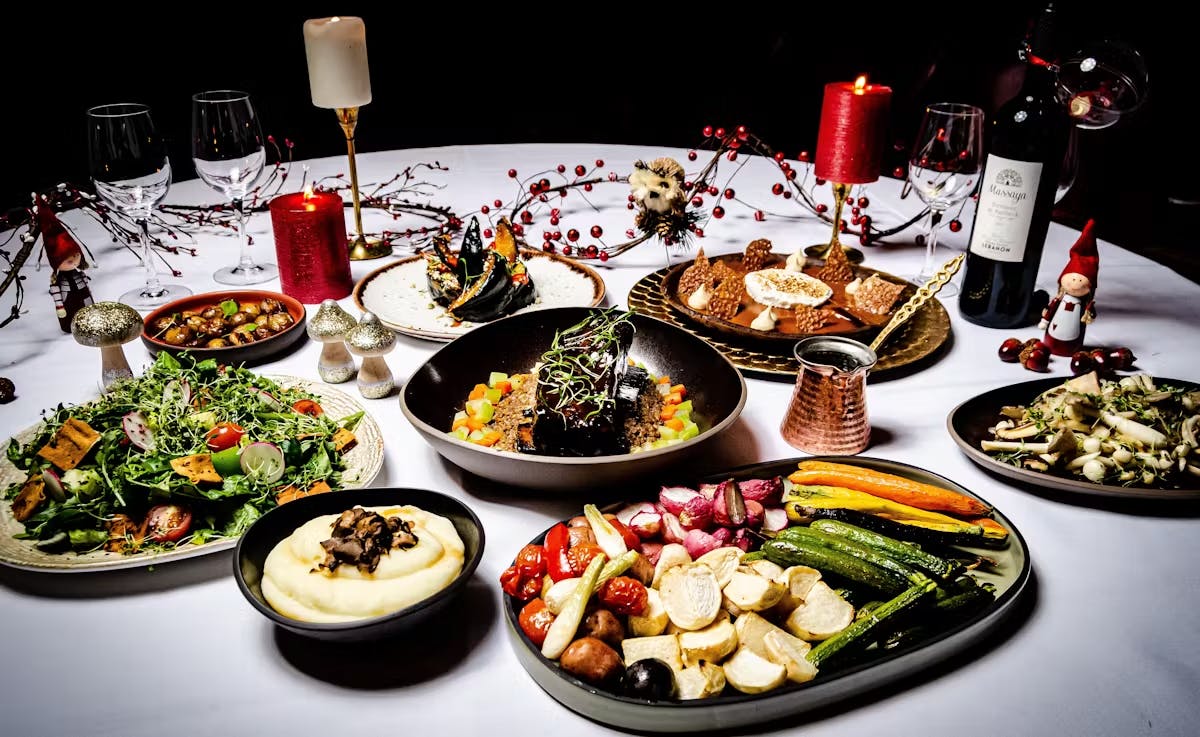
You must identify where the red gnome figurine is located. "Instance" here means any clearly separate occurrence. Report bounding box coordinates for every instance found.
[1039,219,1098,357]
[41,197,95,333]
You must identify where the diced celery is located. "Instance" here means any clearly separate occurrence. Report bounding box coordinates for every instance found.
[658,426,680,441]
[485,387,503,404]
[674,409,691,423]
[451,426,470,440]
[467,429,487,443]
[510,375,524,391]
[488,371,509,388]
[453,410,468,421]
[679,421,700,440]
[674,399,693,415]
[465,398,495,422]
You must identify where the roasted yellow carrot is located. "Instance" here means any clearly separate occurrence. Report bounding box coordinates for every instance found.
[789,461,991,517]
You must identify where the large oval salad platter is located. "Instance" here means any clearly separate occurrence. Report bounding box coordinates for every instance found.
[501,456,1030,733]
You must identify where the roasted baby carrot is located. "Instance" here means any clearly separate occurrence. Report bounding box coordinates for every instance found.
[789,461,991,517]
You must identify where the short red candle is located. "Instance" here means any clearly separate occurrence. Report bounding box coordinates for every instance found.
[268,189,352,303]
[814,77,892,184]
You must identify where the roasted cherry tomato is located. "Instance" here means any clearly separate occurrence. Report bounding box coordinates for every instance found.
[144,504,193,543]
[518,598,556,646]
[500,565,543,601]
[515,544,546,580]
[605,515,642,551]
[292,399,324,417]
[597,576,648,616]
[567,543,606,577]
[204,422,245,451]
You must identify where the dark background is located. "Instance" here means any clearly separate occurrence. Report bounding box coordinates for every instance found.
[2,3,1188,278]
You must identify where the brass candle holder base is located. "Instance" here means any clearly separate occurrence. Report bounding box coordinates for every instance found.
[334,106,391,261]
[803,182,864,264]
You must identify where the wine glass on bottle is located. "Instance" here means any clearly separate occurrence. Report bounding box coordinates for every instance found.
[87,103,192,307]
[906,102,985,297]
[191,90,277,285]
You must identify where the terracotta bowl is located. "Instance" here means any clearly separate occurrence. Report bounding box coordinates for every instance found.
[140,290,308,366]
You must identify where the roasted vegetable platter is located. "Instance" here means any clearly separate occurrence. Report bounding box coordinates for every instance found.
[501,457,1030,733]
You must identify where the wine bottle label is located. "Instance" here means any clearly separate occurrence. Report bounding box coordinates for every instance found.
[968,155,1043,263]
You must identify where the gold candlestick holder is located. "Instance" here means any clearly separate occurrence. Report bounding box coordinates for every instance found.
[335,106,392,261]
[804,182,864,264]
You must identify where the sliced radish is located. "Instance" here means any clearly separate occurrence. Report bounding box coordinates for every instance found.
[249,387,285,412]
[163,379,192,410]
[713,479,747,527]
[677,496,714,531]
[738,476,784,505]
[762,508,789,533]
[744,500,765,530]
[616,502,656,526]
[122,411,155,452]
[684,528,721,559]
[239,442,285,483]
[712,527,733,547]
[639,541,664,566]
[659,486,702,515]
[660,511,687,545]
[42,469,66,503]
[731,528,754,552]
[697,483,720,501]
[629,510,663,539]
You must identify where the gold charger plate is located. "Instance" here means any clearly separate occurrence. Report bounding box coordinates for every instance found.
[628,266,950,379]
[0,377,384,573]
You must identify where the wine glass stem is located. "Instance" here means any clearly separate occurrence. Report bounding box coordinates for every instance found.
[234,198,257,273]
[918,208,945,281]
[137,217,164,298]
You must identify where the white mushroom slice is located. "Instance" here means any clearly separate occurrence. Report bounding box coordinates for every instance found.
[785,581,855,641]
[652,544,693,589]
[695,547,744,588]
[746,559,785,581]
[768,565,823,618]
[679,618,739,667]
[628,589,670,637]
[675,662,726,700]
[763,630,818,684]
[687,283,713,311]
[722,647,788,694]
[667,608,729,635]
[621,634,683,672]
[659,564,722,631]
[744,268,833,309]
[723,570,786,612]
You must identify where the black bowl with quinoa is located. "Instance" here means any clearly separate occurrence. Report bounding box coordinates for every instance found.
[400,307,748,491]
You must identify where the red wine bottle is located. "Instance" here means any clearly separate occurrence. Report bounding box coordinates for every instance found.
[958,3,1070,328]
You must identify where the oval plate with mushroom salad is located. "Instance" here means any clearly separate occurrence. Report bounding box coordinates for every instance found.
[141,290,308,366]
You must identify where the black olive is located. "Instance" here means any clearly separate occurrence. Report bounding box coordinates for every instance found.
[623,659,676,701]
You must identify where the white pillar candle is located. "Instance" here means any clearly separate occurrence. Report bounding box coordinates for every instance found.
[303,16,372,109]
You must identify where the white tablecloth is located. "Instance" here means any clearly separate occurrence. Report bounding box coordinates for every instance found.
[2,144,1198,737]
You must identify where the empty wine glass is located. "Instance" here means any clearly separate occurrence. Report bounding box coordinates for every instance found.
[88,103,192,307]
[906,102,985,296]
[1056,126,1079,204]
[1056,40,1149,131]
[191,90,277,285]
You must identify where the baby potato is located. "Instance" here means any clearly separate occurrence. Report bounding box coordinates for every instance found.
[238,301,262,318]
[582,609,624,647]
[560,637,623,685]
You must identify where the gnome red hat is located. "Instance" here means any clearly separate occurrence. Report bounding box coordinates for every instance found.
[38,197,87,275]
[1059,219,1099,289]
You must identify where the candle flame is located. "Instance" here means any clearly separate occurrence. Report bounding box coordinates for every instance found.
[303,184,316,211]
[854,75,867,94]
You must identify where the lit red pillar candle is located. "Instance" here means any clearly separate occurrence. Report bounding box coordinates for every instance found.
[814,76,892,184]
[268,187,353,303]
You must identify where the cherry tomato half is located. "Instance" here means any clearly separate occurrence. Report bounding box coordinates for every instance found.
[145,504,193,543]
[292,399,324,417]
[597,576,648,616]
[205,422,245,451]
[567,543,605,577]
[518,598,556,647]
[499,564,543,601]
[515,544,547,580]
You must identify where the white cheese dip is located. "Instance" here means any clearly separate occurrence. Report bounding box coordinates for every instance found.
[262,505,464,623]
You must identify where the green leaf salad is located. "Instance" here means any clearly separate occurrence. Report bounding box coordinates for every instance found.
[3,352,363,554]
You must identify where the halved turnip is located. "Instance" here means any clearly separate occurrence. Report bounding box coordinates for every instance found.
[629,510,663,539]
[616,502,656,526]
[42,469,66,503]
[677,496,714,531]
[122,411,155,452]
[659,486,702,516]
[660,511,688,544]
[249,387,285,412]
[762,508,789,533]
[239,442,285,483]
[737,476,784,505]
[651,543,692,588]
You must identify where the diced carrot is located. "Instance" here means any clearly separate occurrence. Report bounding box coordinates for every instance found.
[495,380,513,394]
[657,375,672,385]
[670,384,686,398]
[468,383,489,401]
[664,392,683,405]
[452,417,470,431]
[476,430,504,447]
[466,417,487,431]
[665,418,685,432]
[660,404,678,421]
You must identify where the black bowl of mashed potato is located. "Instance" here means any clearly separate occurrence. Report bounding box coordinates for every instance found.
[235,487,485,641]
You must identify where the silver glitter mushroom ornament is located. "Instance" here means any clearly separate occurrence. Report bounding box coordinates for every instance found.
[71,302,144,390]
[345,312,396,399]
[306,300,358,383]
